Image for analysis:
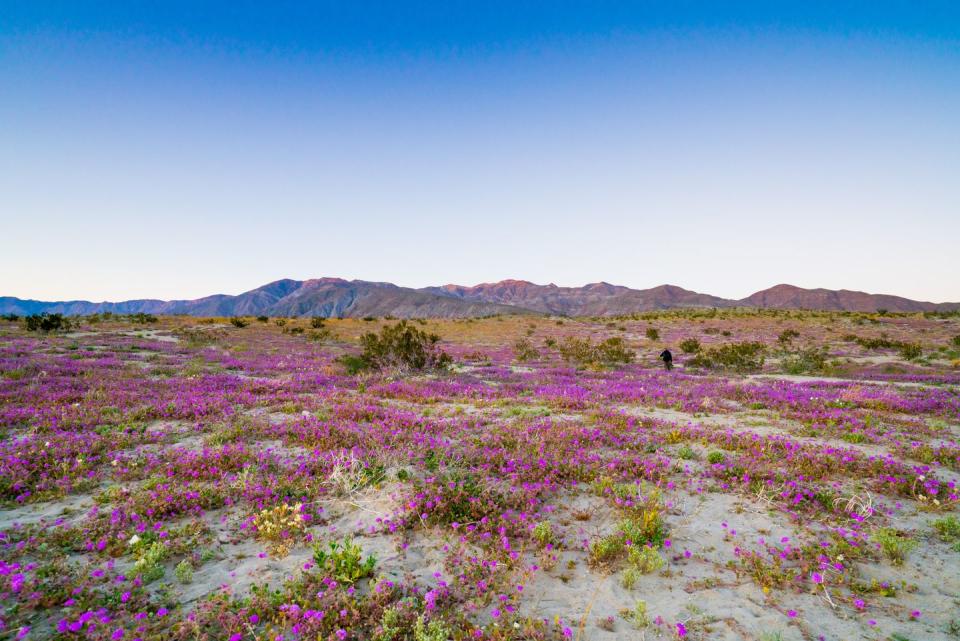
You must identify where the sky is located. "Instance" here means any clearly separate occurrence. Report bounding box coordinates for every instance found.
[2,1,959,303]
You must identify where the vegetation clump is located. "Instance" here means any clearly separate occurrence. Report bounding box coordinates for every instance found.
[558,336,634,369]
[687,341,766,372]
[23,313,71,332]
[340,321,451,374]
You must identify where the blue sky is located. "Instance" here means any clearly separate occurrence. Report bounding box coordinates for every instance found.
[2,2,959,302]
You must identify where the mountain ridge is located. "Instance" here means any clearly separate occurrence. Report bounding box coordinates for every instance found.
[2,279,958,317]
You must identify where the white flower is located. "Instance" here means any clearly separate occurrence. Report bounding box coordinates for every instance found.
[128,534,141,546]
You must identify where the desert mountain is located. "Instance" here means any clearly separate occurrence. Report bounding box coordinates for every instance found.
[2,279,957,317]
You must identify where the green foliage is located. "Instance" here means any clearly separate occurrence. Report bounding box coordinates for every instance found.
[558,336,634,369]
[174,559,194,583]
[133,541,167,583]
[678,337,701,354]
[777,329,800,344]
[933,515,960,543]
[532,521,554,547]
[256,315,269,322]
[23,313,71,333]
[687,341,766,372]
[312,539,377,584]
[230,317,249,328]
[645,327,660,341]
[413,614,452,641]
[898,342,922,360]
[310,316,326,329]
[871,528,918,565]
[952,335,960,348]
[129,312,158,324]
[341,321,451,374]
[676,444,698,460]
[781,347,828,375]
[707,451,726,464]
[513,337,541,362]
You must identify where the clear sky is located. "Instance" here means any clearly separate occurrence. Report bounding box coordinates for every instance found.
[2,2,959,302]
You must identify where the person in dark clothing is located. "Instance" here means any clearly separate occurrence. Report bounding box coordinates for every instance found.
[659,349,673,371]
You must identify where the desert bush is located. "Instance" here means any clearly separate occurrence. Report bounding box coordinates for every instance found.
[898,343,922,360]
[1,313,20,321]
[781,347,828,374]
[558,336,634,369]
[312,538,377,584]
[645,327,660,341]
[952,335,960,348]
[230,317,249,328]
[513,337,541,362]
[129,312,158,324]
[687,341,766,372]
[340,321,451,374]
[777,329,800,344]
[23,313,71,333]
[256,315,269,322]
[310,316,326,328]
[274,318,287,327]
[679,337,701,354]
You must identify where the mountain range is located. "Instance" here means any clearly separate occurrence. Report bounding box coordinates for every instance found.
[2,279,958,318]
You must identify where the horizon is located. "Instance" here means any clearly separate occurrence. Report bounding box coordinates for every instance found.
[3,2,959,301]
[3,275,958,306]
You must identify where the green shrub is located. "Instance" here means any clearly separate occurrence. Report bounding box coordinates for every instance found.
[312,539,377,584]
[678,337,701,354]
[129,312,158,324]
[310,316,326,329]
[174,559,194,583]
[898,343,922,360]
[707,451,725,465]
[781,348,828,375]
[230,317,249,328]
[558,336,634,369]
[23,313,71,333]
[871,528,917,565]
[256,315,269,322]
[933,516,960,542]
[777,329,800,344]
[513,338,541,362]
[339,321,451,374]
[645,327,660,341]
[687,341,766,372]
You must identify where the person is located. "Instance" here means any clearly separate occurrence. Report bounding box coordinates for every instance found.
[659,348,673,371]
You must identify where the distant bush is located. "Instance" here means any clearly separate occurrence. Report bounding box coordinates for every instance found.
[513,337,540,362]
[781,348,828,375]
[129,312,158,324]
[275,319,287,327]
[678,338,701,354]
[1,313,20,321]
[24,313,71,333]
[645,327,660,341]
[310,316,326,329]
[338,321,450,374]
[362,316,377,322]
[558,336,634,369]
[230,317,249,328]
[898,343,922,361]
[256,315,269,322]
[687,341,765,373]
[777,329,800,345]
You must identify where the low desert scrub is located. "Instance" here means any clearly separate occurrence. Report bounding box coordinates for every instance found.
[558,336,634,369]
[312,538,377,584]
[253,503,306,557]
[871,527,918,565]
[687,341,766,372]
[339,321,451,374]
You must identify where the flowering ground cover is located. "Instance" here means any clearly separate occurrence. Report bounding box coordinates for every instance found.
[1,310,958,641]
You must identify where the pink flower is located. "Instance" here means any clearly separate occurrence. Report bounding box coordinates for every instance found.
[335,630,347,641]
[676,622,687,637]
[787,610,797,618]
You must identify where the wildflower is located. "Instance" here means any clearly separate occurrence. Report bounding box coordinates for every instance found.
[676,622,687,637]
[335,630,347,640]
